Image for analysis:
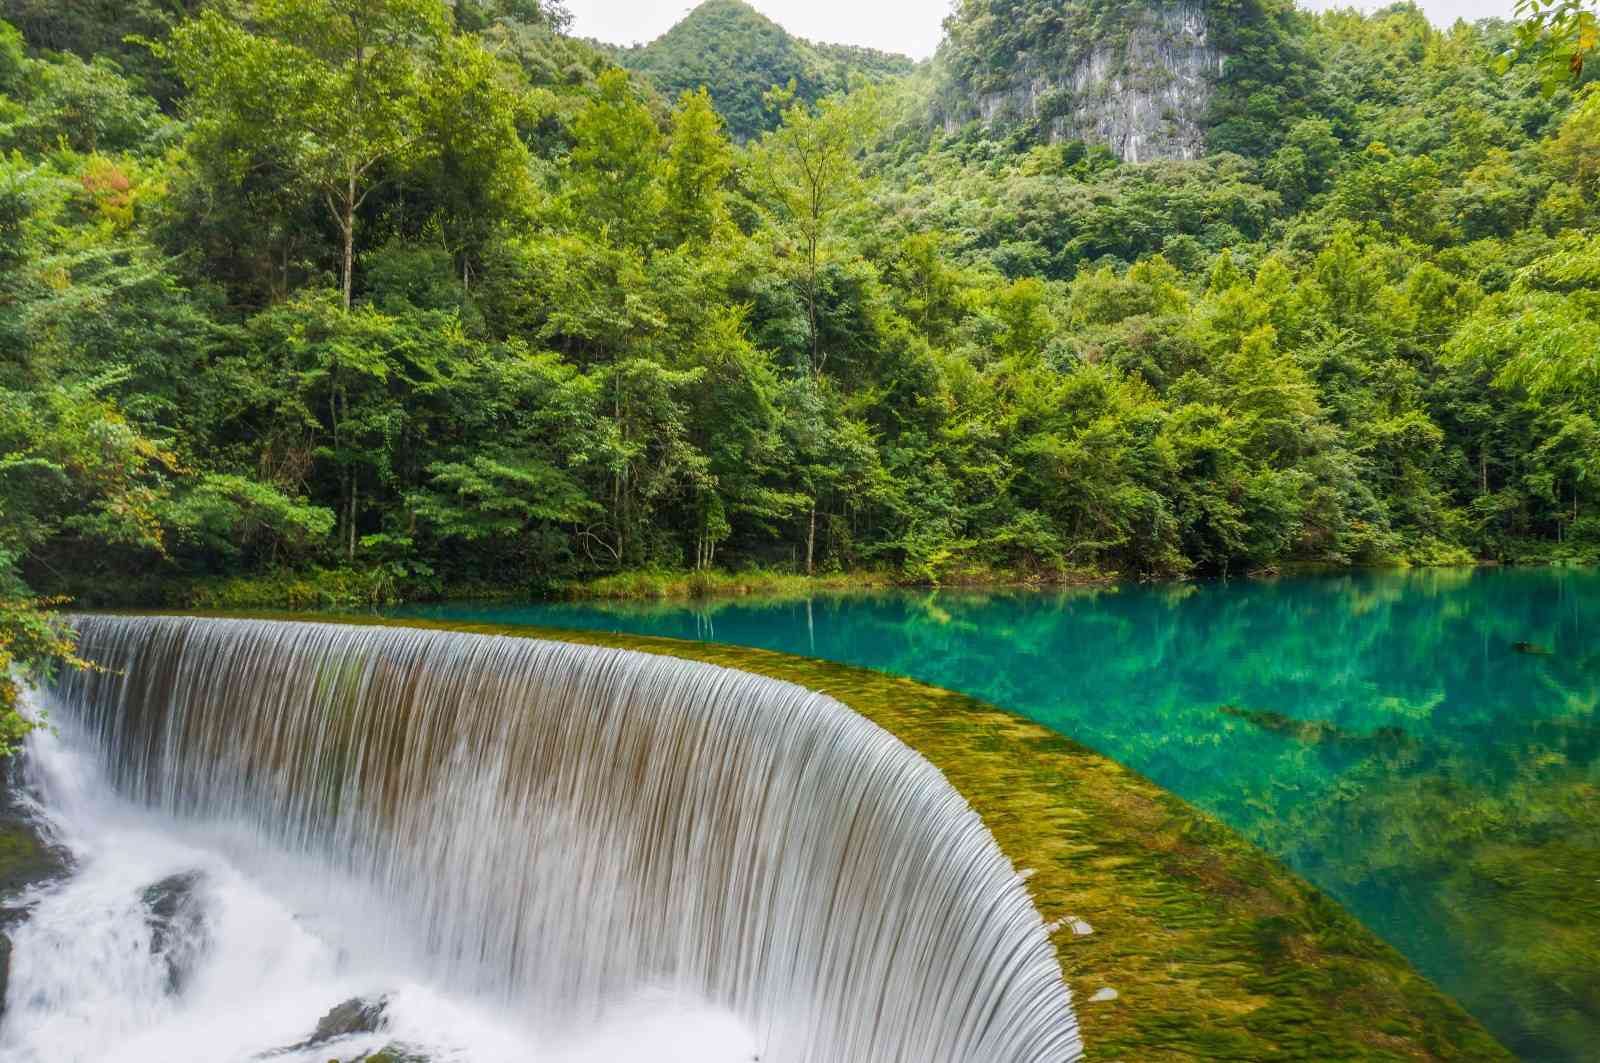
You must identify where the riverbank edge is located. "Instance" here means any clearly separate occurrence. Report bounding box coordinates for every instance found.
[106,610,1510,1062]
[63,547,1600,613]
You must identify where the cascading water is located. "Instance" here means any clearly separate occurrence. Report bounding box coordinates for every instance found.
[2,615,1081,1062]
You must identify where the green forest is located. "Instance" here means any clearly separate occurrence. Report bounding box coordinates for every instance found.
[611,0,913,141]
[1,0,1599,714]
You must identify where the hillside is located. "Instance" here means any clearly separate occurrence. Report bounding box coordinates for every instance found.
[616,0,914,140]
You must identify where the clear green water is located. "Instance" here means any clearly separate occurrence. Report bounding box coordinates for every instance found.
[393,567,1600,1062]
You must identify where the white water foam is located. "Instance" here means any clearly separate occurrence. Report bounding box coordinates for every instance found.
[0,712,758,1063]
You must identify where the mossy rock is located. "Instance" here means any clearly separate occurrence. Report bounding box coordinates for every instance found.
[0,794,68,898]
[353,1047,431,1063]
[0,824,53,895]
[137,611,1517,1061]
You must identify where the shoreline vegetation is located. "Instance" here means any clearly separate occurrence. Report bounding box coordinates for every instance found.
[65,550,1600,613]
[123,610,1512,1061]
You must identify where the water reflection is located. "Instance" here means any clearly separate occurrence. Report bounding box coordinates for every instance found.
[394,567,1600,1062]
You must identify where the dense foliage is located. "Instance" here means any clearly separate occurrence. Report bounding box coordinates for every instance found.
[613,0,913,141]
[1,0,1597,652]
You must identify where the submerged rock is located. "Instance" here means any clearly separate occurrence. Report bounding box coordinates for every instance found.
[141,870,210,995]
[1218,705,1412,751]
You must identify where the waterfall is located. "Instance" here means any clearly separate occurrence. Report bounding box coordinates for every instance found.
[28,614,1081,1062]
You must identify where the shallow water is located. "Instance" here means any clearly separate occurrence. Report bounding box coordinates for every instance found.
[395,566,1600,1062]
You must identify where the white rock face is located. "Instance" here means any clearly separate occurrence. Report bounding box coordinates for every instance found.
[944,1,1224,162]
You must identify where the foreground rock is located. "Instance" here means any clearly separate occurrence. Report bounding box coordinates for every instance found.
[257,995,405,1059]
[0,761,71,898]
[309,995,391,1042]
[141,870,210,994]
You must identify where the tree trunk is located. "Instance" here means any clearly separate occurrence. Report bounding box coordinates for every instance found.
[807,234,820,378]
[807,280,818,376]
[341,174,356,312]
[614,379,626,566]
[348,477,358,562]
[331,386,348,564]
[805,502,816,576]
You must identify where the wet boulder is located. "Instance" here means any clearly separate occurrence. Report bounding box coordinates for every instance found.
[310,994,391,1042]
[0,771,71,899]
[255,994,395,1059]
[295,994,392,1050]
[0,821,69,899]
[141,870,210,995]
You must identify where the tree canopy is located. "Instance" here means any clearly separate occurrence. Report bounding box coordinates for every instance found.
[0,0,1594,665]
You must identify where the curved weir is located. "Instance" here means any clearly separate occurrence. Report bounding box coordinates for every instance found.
[44,615,1081,1061]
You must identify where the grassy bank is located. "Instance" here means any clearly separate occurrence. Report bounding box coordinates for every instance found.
[555,563,1118,600]
[61,563,1116,611]
[554,566,897,600]
[176,610,1508,1061]
[48,549,1592,612]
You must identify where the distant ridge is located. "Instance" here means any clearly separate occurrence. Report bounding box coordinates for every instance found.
[614,0,914,140]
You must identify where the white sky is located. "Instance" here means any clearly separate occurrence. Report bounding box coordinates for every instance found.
[566,0,1520,61]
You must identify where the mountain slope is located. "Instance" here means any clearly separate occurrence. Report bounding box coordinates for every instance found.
[617,0,913,140]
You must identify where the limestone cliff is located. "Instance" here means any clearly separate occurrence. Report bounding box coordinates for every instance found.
[937,0,1228,162]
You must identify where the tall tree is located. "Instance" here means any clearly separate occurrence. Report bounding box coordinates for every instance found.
[661,88,734,247]
[564,67,663,250]
[755,84,879,378]
[167,0,454,310]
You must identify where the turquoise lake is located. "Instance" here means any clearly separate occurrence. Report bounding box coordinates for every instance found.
[394,566,1600,1061]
